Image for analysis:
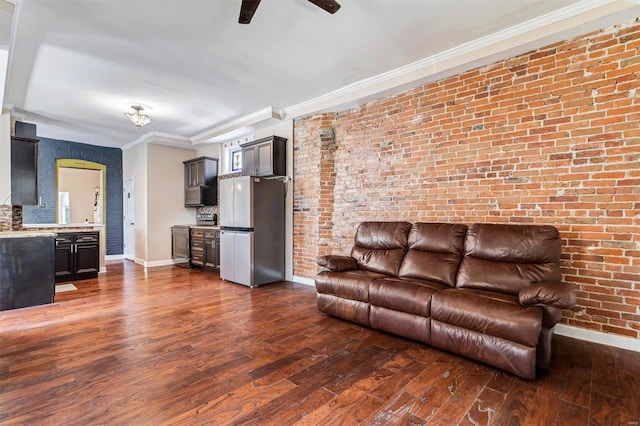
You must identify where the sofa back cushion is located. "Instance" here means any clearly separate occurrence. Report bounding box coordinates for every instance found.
[456,223,562,295]
[398,223,468,287]
[351,222,412,276]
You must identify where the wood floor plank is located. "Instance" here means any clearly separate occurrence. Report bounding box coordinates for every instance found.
[0,260,638,425]
[295,368,394,425]
[556,400,590,426]
[590,391,638,426]
[491,381,564,426]
[425,365,494,425]
[458,386,507,426]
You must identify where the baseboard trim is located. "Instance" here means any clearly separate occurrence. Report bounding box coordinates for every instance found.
[554,324,639,352]
[99,267,107,273]
[293,275,315,287]
[105,254,125,261]
[143,259,176,268]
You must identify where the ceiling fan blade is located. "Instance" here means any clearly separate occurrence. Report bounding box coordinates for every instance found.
[307,0,341,14]
[239,0,261,24]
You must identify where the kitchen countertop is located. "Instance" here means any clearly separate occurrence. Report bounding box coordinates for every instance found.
[23,223,106,228]
[190,225,220,230]
[173,224,219,230]
[0,231,56,238]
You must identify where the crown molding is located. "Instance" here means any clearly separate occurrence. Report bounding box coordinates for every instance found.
[120,131,191,151]
[115,0,640,147]
[190,106,285,145]
[284,0,638,120]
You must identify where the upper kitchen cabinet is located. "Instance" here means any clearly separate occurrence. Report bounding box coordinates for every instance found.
[183,157,218,207]
[241,136,287,177]
[11,122,39,206]
[184,157,218,188]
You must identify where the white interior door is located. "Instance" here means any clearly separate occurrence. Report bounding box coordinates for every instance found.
[123,177,135,260]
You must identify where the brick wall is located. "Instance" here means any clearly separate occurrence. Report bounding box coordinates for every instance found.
[293,20,640,338]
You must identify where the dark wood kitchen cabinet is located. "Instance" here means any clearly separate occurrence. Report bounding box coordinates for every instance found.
[241,136,286,177]
[190,228,219,269]
[55,232,99,282]
[11,136,39,206]
[184,157,218,187]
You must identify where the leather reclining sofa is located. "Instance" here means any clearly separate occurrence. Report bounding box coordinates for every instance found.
[314,222,576,380]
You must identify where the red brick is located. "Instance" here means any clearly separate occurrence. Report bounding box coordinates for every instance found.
[293,19,640,340]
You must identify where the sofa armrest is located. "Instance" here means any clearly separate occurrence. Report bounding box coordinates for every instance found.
[317,255,358,272]
[519,281,576,309]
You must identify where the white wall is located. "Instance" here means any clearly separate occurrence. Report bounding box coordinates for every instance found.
[147,144,197,263]
[195,143,221,161]
[0,111,11,204]
[123,142,197,265]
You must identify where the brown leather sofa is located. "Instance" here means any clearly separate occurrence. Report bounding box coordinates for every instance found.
[314,222,576,380]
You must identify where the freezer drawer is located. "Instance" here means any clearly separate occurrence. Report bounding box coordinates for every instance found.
[220,230,254,286]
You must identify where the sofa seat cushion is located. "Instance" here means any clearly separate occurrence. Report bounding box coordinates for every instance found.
[315,270,386,302]
[431,288,542,347]
[317,294,370,327]
[369,277,447,317]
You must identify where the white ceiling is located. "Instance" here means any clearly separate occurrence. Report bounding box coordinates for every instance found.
[3,0,639,148]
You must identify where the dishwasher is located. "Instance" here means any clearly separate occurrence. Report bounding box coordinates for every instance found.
[171,225,191,268]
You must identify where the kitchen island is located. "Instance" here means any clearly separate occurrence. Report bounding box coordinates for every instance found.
[0,231,56,311]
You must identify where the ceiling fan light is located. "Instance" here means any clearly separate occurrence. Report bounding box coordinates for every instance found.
[124,105,152,127]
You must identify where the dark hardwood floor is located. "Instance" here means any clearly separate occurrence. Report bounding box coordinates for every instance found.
[1,261,638,425]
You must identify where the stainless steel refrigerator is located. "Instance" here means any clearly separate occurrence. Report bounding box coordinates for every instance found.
[219,176,285,287]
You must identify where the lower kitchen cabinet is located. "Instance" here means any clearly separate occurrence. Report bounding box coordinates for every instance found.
[55,232,99,282]
[0,235,55,311]
[190,228,220,269]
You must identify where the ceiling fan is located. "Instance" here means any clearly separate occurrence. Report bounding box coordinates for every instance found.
[239,0,341,24]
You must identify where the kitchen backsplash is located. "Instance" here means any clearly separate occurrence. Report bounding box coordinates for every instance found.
[0,205,24,231]
[196,205,219,217]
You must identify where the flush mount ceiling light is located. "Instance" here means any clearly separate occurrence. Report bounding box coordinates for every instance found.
[124,105,151,128]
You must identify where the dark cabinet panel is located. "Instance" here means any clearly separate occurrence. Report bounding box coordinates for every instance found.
[0,236,55,311]
[184,157,218,187]
[11,137,39,206]
[55,232,99,282]
[190,228,205,266]
[190,228,219,269]
[242,146,256,175]
[55,244,74,280]
[76,243,100,276]
[241,136,286,177]
[183,157,218,207]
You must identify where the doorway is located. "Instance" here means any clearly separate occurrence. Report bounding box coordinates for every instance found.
[123,177,135,260]
[55,159,106,225]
